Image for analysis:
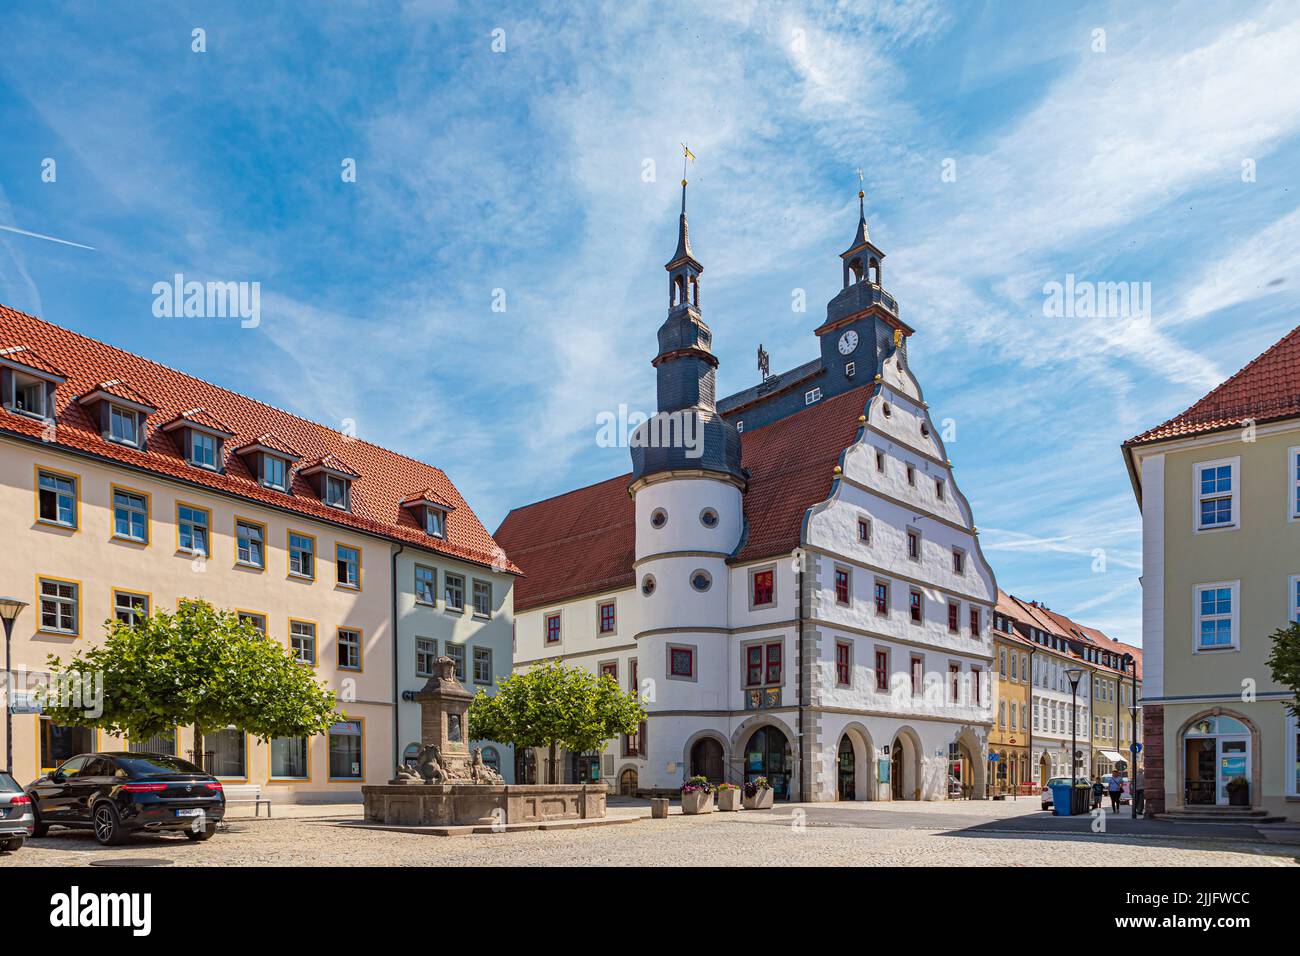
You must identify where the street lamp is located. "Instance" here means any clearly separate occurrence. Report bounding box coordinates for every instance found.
[1122,652,1138,819]
[1065,668,1084,800]
[0,597,30,774]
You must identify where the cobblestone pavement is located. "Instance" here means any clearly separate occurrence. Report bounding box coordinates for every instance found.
[2,801,1296,866]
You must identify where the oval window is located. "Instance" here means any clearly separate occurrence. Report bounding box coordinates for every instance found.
[690,570,712,592]
[882,402,892,418]
[650,508,667,529]
[699,508,719,528]
[641,574,657,596]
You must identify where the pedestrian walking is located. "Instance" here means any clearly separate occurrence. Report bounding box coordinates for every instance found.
[1107,769,1122,812]
[1134,767,1146,816]
[1091,779,1104,810]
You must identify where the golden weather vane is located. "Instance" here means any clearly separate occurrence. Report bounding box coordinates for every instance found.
[682,142,695,185]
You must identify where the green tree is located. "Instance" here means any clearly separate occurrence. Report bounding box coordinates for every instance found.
[468,661,646,783]
[1266,621,1300,719]
[40,599,340,768]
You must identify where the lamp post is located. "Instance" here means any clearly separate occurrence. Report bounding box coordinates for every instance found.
[0,597,30,774]
[1065,668,1084,804]
[1122,652,1138,819]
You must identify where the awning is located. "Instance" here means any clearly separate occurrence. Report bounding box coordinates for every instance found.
[1099,750,1126,763]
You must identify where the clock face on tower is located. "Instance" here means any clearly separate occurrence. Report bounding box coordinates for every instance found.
[837,330,859,355]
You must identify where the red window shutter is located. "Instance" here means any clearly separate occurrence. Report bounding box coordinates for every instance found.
[766,643,782,684]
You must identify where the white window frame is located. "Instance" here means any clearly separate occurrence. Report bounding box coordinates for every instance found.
[1289,574,1300,625]
[1192,457,1240,532]
[290,620,317,665]
[414,565,436,605]
[261,454,289,492]
[416,637,437,677]
[324,474,351,510]
[1193,580,1240,654]
[472,579,492,618]
[1289,446,1300,522]
[805,387,822,405]
[473,646,493,685]
[108,403,141,447]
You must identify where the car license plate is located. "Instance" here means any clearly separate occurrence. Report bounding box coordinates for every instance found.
[175,808,204,818]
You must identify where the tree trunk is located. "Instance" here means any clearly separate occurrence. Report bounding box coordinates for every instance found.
[192,724,204,773]
[548,742,557,785]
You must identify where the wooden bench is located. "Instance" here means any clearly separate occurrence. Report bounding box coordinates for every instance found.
[222,783,272,817]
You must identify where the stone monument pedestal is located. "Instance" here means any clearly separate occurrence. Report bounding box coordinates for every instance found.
[362,783,607,827]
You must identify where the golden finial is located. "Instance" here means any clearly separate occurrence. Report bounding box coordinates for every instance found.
[858,415,866,424]
[833,465,842,476]
[893,328,903,348]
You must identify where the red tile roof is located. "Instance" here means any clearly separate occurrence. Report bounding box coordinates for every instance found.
[1125,323,1300,447]
[0,344,66,378]
[495,386,871,612]
[0,304,518,573]
[1000,590,1141,679]
[82,379,156,409]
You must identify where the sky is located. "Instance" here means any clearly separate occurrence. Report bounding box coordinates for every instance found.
[2,0,1299,646]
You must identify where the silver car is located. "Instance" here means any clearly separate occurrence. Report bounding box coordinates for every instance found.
[1,770,35,852]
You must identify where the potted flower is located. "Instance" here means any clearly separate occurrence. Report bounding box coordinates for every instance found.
[742,776,774,810]
[716,783,742,812]
[681,776,716,814]
[1226,776,1249,807]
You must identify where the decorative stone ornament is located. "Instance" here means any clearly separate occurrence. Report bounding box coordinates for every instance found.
[414,655,474,777]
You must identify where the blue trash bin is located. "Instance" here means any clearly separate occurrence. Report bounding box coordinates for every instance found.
[1050,783,1075,816]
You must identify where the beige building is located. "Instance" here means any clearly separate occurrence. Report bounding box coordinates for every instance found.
[0,305,516,800]
[1124,323,1300,820]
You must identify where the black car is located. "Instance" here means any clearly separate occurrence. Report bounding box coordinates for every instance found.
[26,752,225,845]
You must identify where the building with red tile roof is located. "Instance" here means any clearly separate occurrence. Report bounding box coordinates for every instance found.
[496,187,998,802]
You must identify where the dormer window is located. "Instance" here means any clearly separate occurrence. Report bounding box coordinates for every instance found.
[234,434,302,493]
[192,431,218,469]
[401,489,455,538]
[1,346,65,421]
[262,453,288,491]
[300,455,359,512]
[109,405,140,446]
[78,380,156,450]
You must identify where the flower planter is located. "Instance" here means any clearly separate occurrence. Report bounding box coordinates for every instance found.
[742,788,774,810]
[1227,782,1250,807]
[681,791,714,814]
[717,789,742,812]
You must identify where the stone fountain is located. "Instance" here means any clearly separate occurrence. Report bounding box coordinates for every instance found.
[361,656,606,828]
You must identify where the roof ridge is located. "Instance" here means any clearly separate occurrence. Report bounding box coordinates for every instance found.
[501,471,632,519]
[0,303,454,481]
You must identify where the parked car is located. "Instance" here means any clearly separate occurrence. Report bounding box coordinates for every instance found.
[1040,776,1091,811]
[0,770,35,852]
[26,752,225,846]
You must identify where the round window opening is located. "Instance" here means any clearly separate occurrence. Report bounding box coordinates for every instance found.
[650,508,668,529]
[641,574,657,596]
[690,570,712,592]
[699,508,719,528]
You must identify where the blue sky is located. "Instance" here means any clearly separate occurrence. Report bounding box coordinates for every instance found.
[3,1,1299,645]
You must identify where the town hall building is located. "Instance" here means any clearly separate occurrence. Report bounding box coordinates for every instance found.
[494,182,998,801]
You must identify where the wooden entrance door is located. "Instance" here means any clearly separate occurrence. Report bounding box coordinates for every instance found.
[837,736,855,800]
[890,744,904,799]
[690,738,724,784]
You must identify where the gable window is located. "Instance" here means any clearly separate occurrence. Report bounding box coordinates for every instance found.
[337,627,362,670]
[324,475,350,510]
[261,454,289,492]
[472,579,492,617]
[972,667,982,705]
[1195,582,1238,651]
[750,567,775,609]
[909,589,923,624]
[935,479,944,500]
[805,387,822,405]
[414,565,436,605]
[236,519,265,568]
[37,469,78,528]
[544,612,561,645]
[858,517,872,544]
[113,590,148,627]
[190,431,219,470]
[288,532,315,579]
[444,573,465,611]
[949,664,960,703]
[875,449,884,471]
[835,641,852,686]
[874,650,888,691]
[834,567,851,605]
[906,464,915,486]
[7,368,53,418]
[874,580,889,615]
[336,544,361,589]
[177,503,210,556]
[970,607,981,637]
[906,528,920,561]
[1194,459,1238,530]
[112,488,148,543]
[416,638,437,677]
[290,620,317,665]
[598,600,616,635]
[947,601,959,633]
[473,647,493,684]
[952,548,965,574]
[669,645,695,679]
[910,655,923,696]
[108,404,141,447]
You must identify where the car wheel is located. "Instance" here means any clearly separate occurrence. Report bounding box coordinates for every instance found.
[184,824,216,842]
[31,820,48,838]
[1,836,23,852]
[92,803,127,846]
